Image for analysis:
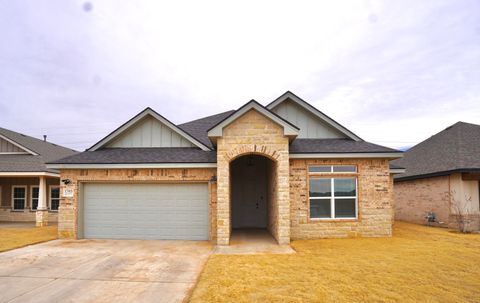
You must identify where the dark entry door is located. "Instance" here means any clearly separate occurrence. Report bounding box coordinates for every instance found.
[231,156,268,228]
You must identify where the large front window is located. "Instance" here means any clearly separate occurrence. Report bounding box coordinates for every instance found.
[12,186,26,210]
[309,165,357,219]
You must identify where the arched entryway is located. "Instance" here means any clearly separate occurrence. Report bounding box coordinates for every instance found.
[230,154,277,240]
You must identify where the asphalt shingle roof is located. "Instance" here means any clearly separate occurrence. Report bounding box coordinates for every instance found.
[49,148,217,164]
[49,106,401,165]
[0,127,77,172]
[290,139,399,153]
[178,110,235,149]
[391,122,480,181]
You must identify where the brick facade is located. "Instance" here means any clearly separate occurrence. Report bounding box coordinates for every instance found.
[289,158,393,238]
[394,176,451,226]
[57,168,217,239]
[216,109,291,245]
[394,174,480,231]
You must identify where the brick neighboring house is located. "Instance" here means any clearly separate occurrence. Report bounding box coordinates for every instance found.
[392,122,480,231]
[48,92,403,245]
[0,127,77,225]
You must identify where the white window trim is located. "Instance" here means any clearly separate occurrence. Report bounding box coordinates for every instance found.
[30,186,39,211]
[49,185,60,211]
[309,177,358,220]
[11,185,27,210]
[309,165,357,173]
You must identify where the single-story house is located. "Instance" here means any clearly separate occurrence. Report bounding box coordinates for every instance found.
[392,121,480,231]
[0,127,77,225]
[48,91,403,245]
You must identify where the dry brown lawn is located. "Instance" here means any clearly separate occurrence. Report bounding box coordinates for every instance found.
[190,222,480,303]
[0,225,57,252]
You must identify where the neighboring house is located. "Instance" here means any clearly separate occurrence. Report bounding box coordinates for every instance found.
[0,127,77,225]
[392,122,480,231]
[48,91,403,244]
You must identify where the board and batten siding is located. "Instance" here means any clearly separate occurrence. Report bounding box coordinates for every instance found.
[0,137,25,153]
[271,100,345,139]
[107,116,195,148]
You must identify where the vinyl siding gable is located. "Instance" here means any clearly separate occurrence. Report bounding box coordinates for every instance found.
[106,116,195,148]
[271,100,346,139]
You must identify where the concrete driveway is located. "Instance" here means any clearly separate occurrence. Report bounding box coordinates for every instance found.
[0,239,212,303]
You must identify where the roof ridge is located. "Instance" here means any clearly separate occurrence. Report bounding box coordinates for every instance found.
[178,110,236,126]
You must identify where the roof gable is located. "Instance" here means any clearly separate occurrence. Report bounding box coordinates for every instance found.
[267,91,362,141]
[89,108,211,151]
[107,115,196,149]
[0,134,35,155]
[207,100,299,143]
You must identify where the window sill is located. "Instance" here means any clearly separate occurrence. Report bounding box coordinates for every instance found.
[10,210,26,212]
[49,210,59,213]
[309,218,358,223]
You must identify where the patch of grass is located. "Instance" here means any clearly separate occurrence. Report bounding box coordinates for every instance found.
[0,225,57,252]
[190,222,480,303]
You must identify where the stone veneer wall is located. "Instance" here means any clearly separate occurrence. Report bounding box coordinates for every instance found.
[216,109,291,245]
[289,158,393,239]
[0,209,58,222]
[58,168,217,239]
[266,159,278,237]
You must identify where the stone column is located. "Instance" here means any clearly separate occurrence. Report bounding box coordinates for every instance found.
[216,154,230,245]
[276,152,291,244]
[36,176,49,227]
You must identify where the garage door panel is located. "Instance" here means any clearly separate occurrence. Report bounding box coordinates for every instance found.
[83,183,208,240]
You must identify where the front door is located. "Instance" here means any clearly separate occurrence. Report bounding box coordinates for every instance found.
[231,155,268,228]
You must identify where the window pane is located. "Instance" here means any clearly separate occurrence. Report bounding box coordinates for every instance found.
[335,198,356,218]
[51,188,60,199]
[31,187,39,210]
[332,165,356,173]
[14,199,25,210]
[32,187,39,198]
[309,179,331,197]
[309,166,331,173]
[334,178,356,196]
[310,199,331,218]
[13,187,25,199]
[51,199,60,210]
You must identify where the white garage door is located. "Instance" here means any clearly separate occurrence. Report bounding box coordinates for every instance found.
[83,183,208,240]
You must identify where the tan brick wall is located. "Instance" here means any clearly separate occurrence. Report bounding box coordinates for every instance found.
[216,109,291,245]
[58,168,217,240]
[289,158,393,239]
[395,174,479,231]
[394,176,451,226]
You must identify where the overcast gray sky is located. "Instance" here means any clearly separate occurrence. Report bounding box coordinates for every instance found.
[0,0,479,151]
